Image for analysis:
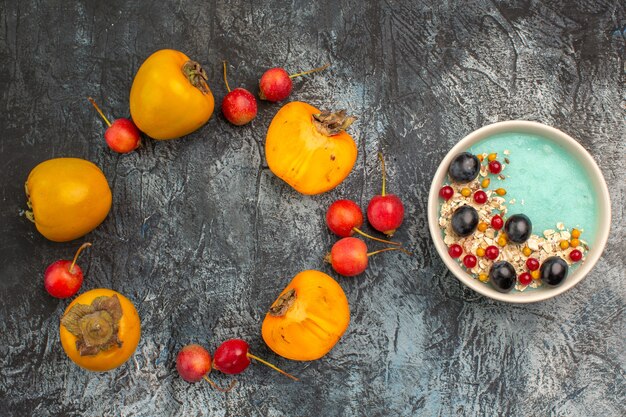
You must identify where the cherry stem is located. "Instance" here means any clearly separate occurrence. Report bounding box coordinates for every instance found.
[87,97,112,127]
[247,353,299,381]
[69,243,92,274]
[203,375,236,392]
[378,152,387,197]
[366,247,413,257]
[352,228,400,246]
[289,63,330,79]
[222,61,231,93]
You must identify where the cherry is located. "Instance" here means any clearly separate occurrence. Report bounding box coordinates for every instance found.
[44,243,91,298]
[488,160,502,174]
[326,200,400,245]
[88,97,141,153]
[326,237,407,277]
[176,344,234,392]
[448,244,463,258]
[221,62,257,125]
[473,190,487,204]
[569,249,582,262]
[491,215,504,230]
[526,257,540,271]
[213,339,298,381]
[367,153,405,237]
[259,63,329,102]
[518,272,532,286]
[463,254,477,269]
[439,185,454,200]
[485,245,499,260]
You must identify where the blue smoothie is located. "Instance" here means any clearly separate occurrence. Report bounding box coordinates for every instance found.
[468,132,598,242]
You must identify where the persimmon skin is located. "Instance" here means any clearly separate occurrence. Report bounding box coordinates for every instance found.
[262,270,350,361]
[130,49,214,140]
[265,102,357,195]
[26,158,112,242]
[60,289,141,372]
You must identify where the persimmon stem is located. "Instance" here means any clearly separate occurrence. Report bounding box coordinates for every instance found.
[289,63,330,79]
[203,375,236,392]
[378,152,386,197]
[88,97,112,127]
[222,61,231,93]
[247,353,299,381]
[366,247,412,257]
[352,228,400,246]
[69,243,92,274]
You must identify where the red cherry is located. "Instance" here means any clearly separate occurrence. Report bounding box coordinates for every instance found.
[485,245,499,260]
[367,153,405,237]
[473,190,487,204]
[448,244,463,258]
[44,243,91,298]
[259,68,293,102]
[526,257,540,271]
[213,339,298,380]
[222,88,257,125]
[488,160,502,174]
[326,200,363,237]
[439,185,454,200]
[221,62,257,125]
[519,272,532,286]
[463,254,477,268]
[491,215,504,230]
[328,237,369,276]
[89,98,141,153]
[569,249,583,262]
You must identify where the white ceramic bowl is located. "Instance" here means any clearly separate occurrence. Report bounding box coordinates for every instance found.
[428,121,611,303]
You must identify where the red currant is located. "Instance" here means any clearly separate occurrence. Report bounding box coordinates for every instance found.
[569,249,582,262]
[439,185,454,200]
[485,245,499,260]
[526,257,540,271]
[473,190,488,204]
[518,272,532,286]
[463,254,477,268]
[488,160,502,174]
[491,215,504,230]
[448,244,463,258]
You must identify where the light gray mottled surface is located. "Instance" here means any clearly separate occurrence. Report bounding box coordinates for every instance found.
[1,1,624,416]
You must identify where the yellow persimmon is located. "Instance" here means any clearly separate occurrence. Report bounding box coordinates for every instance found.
[130,49,214,140]
[262,270,350,361]
[60,289,141,372]
[265,101,357,195]
[25,158,111,242]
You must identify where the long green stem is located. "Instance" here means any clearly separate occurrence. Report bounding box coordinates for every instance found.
[378,152,386,196]
[352,228,400,246]
[289,63,330,79]
[69,243,92,273]
[247,353,299,381]
[222,61,231,93]
[203,375,236,392]
[88,98,112,127]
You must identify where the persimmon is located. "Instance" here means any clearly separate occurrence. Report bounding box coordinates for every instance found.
[60,288,141,372]
[262,270,349,361]
[265,102,357,195]
[25,158,112,242]
[129,49,215,140]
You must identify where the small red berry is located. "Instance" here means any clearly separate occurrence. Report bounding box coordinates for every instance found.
[569,249,582,262]
[448,244,463,258]
[463,254,477,268]
[439,185,454,201]
[491,215,504,230]
[488,160,502,174]
[518,272,532,286]
[485,245,499,260]
[526,257,540,271]
[473,190,488,204]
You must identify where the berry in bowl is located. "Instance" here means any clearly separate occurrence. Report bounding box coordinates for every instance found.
[428,121,611,303]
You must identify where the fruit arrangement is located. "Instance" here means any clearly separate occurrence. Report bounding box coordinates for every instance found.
[438,150,589,293]
[25,49,415,391]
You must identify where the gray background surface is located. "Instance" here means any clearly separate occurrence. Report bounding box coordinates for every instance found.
[1,1,624,416]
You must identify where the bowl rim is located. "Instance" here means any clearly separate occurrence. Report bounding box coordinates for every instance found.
[427,120,611,303]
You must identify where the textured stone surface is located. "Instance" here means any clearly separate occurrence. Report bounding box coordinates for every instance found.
[1,1,624,416]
